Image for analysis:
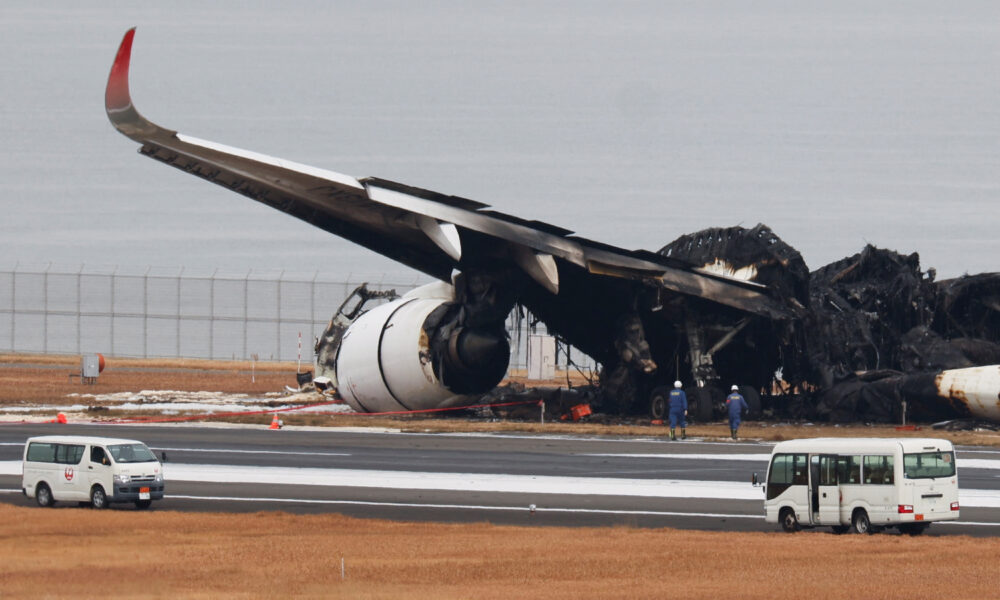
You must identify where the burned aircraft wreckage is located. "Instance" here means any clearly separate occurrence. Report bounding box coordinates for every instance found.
[106,29,1000,423]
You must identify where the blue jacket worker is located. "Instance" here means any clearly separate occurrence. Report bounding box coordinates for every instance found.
[668,381,687,440]
[726,385,748,440]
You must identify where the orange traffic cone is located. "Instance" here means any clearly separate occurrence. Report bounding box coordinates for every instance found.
[268,414,282,430]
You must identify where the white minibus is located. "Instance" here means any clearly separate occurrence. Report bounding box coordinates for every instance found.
[22,436,165,509]
[759,438,959,535]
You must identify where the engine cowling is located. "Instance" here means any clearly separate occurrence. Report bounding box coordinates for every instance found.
[335,283,510,413]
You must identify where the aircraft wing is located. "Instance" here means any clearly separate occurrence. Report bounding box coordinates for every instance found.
[106,28,795,320]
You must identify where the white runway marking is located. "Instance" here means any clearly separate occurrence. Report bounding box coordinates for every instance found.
[0,442,350,458]
[166,494,765,519]
[162,463,760,500]
[150,447,351,458]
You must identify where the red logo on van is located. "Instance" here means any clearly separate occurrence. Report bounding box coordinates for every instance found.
[64,467,74,481]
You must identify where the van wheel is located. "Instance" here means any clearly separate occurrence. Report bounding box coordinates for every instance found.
[135,499,152,510]
[35,483,54,507]
[851,509,872,534]
[90,485,109,510]
[780,508,799,533]
[831,525,850,535]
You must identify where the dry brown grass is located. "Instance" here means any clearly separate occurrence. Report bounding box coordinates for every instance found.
[0,504,997,599]
[0,353,295,405]
[4,352,1000,447]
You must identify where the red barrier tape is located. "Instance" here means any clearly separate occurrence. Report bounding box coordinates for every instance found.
[1,398,543,426]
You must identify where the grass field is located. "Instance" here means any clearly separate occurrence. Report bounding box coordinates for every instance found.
[1,504,998,599]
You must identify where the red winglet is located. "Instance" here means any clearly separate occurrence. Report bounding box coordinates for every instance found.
[105,27,136,114]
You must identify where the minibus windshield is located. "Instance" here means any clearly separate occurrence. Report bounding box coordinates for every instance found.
[108,443,157,463]
[903,451,955,479]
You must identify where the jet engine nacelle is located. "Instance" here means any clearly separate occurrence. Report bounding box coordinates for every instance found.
[335,282,510,413]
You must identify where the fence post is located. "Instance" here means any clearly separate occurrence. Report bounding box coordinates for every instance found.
[209,268,217,360]
[277,270,284,361]
[110,265,117,356]
[243,269,250,360]
[176,267,183,357]
[10,263,17,351]
[76,264,83,355]
[43,263,50,354]
[311,271,317,363]
[143,266,150,359]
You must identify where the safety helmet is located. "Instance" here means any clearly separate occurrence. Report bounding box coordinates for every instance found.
[674,380,682,389]
[731,385,738,391]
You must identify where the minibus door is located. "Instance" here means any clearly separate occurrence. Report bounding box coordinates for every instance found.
[817,454,840,525]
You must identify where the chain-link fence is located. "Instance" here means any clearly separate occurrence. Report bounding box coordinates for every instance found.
[0,265,589,372]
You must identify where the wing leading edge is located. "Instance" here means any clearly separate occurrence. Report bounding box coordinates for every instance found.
[105,28,797,319]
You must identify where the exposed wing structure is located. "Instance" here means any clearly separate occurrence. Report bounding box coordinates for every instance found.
[106,28,796,320]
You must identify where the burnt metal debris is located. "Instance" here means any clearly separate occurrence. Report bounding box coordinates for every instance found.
[635,225,1000,423]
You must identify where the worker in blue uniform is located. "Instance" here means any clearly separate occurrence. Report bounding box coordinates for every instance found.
[726,385,748,439]
[668,380,687,440]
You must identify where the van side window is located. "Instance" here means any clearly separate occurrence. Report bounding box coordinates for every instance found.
[91,446,109,465]
[836,455,861,484]
[26,442,56,463]
[863,455,894,484]
[54,444,84,465]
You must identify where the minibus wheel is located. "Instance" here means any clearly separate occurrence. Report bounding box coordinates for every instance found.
[780,508,799,532]
[35,483,54,508]
[851,509,872,534]
[90,485,109,510]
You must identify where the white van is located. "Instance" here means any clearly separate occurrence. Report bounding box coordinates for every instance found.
[760,438,959,535]
[22,436,165,509]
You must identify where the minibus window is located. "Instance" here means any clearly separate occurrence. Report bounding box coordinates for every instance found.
[836,455,861,484]
[26,442,56,463]
[819,456,837,486]
[108,443,157,463]
[904,451,955,479]
[863,455,894,484]
[766,453,807,500]
[54,444,84,465]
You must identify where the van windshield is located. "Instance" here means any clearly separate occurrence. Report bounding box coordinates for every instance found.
[108,443,157,463]
[903,451,955,479]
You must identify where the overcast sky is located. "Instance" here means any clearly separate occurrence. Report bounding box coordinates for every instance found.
[1,1,997,280]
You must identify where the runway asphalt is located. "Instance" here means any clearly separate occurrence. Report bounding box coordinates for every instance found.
[1,423,998,535]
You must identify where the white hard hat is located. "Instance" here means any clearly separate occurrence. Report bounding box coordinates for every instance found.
[674,380,682,388]
[731,385,739,391]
